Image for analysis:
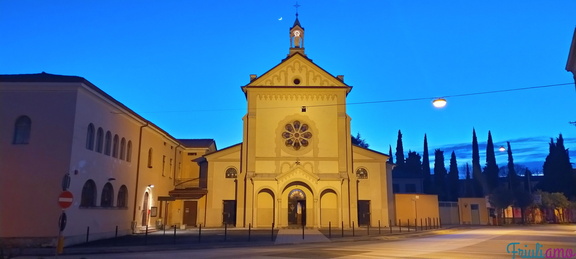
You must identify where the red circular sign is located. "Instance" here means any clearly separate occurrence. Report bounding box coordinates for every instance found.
[58,191,74,209]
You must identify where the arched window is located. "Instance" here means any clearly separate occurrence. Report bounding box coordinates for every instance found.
[126,141,132,162]
[80,180,97,207]
[86,123,95,150]
[356,168,368,179]
[147,148,153,168]
[117,185,128,208]
[12,116,31,144]
[225,168,237,178]
[120,138,126,160]
[96,128,104,153]
[112,134,119,158]
[104,131,112,156]
[101,182,114,207]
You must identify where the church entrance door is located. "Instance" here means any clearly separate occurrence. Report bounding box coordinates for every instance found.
[358,200,370,226]
[288,189,306,226]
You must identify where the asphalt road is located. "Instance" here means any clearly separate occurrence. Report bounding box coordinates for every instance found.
[17,225,576,258]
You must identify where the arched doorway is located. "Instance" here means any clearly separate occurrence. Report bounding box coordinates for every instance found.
[141,192,149,226]
[288,189,306,226]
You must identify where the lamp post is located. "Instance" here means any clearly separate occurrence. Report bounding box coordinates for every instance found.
[412,195,420,222]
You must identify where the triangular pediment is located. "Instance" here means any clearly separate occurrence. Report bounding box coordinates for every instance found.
[275,165,319,185]
[245,53,349,88]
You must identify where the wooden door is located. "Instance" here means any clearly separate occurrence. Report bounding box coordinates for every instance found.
[183,201,198,227]
[358,200,370,226]
[223,200,237,226]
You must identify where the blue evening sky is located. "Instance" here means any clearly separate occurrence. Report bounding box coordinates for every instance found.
[1,0,575,174]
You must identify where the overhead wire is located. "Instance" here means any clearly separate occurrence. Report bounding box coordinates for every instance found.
[139,82,574,113]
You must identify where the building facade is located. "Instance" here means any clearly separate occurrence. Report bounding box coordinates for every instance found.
[0,16,393,247]
[189,17,393,229]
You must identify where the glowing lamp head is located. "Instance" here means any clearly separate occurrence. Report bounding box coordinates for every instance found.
[432,98,447,108]
[499,146,506,152]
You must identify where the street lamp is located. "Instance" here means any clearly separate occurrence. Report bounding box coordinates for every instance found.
[412,195,420,222]
[432,98,447,108]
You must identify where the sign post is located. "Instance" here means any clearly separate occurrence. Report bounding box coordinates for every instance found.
[56,190,73,255]
[58,191,73,209]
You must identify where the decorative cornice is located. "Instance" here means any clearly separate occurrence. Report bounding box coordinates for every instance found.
[257,93,337,101]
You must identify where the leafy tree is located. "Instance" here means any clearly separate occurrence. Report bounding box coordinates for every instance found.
[351,133,369,148]
[540,134,574,199]
[538,191,571,223]
[513,188,534,224]
[422,134,433,194]
[395,130,405,166]
[404,151,422,176]
[448,151,460,201]
[472,129,485,197]
[489,187,514,225]
[484,131,500,192]
[433,149,448,200]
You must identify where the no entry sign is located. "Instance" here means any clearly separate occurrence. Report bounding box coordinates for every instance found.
[58,191,74,209]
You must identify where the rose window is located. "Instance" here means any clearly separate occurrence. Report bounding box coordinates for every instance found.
[282,120,312,150]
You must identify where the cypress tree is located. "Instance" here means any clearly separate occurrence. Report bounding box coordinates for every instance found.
[506,141,519,190]
[433,149,447,200]
[484,131,500,193]
[464,163,474,197]
[422,134,433,194]
[472,129,485,197]
[448,151,460,201]
[524,169,532,193]
[388,145,394,164]
[395,130,405,167]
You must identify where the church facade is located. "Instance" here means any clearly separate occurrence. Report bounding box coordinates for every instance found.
[187,17,393,228]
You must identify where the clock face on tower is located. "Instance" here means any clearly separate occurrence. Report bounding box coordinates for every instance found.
[293,30,301,37]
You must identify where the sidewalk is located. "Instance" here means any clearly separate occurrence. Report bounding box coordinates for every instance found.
[6,225,465,258]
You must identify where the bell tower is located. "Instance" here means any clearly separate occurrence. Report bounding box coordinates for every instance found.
[289,4,305,56]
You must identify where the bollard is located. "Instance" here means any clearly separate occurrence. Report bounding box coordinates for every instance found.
[408,219,410,232]
[224,223,228,241]
[352,221,355,237]
[389,219,392,233]
[302,223,305,239]
[367,223,370,236]
[415,219,417,232]
[439,217,442,228]
[341,221,344,237]
[329,221,332,238]
[421,218,423,231]
[378,220,381,235]
[86,226,90,243]
[248,223,251,242]
[271,222,275,241]
[145,225,148,245]
[114,226,118,246]
[398,219,401,233]
[173,225,177,245]
[198,224,202,243]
